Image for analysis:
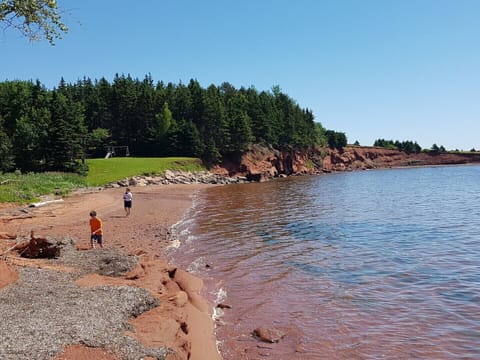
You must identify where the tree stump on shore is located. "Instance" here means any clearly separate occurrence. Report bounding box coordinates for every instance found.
[19,231,61,259]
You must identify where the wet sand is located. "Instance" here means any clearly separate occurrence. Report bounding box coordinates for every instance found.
[0,184,220,360]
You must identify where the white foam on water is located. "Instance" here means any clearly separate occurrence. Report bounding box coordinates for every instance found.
[216,287,227,303]
[212,286,228,322]
[167,238,181,249]
[186,256,205,272]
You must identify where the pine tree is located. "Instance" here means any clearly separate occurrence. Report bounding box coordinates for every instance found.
[0,126,14,172]
[46,91,86,171]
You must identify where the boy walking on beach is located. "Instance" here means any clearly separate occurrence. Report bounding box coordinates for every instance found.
[89,210,103,249]
[123,188,133,216]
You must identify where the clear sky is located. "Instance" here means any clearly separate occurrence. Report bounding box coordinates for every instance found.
[1,0,479,150]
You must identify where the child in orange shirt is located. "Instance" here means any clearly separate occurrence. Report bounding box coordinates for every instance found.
[89,210,103,249]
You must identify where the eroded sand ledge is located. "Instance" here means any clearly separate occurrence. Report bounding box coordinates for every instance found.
[0,184,220,360]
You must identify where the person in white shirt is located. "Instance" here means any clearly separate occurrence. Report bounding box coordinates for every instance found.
[123,188,133,216]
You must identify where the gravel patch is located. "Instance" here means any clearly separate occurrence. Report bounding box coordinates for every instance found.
[0,240,171,360]
[56,239,138,276]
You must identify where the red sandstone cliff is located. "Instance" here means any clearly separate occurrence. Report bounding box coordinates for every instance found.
[212,145,480,182]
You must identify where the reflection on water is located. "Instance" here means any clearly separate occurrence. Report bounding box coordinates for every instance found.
[170,166,480,359]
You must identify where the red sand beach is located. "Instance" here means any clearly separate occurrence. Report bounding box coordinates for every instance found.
[0,184,220,360]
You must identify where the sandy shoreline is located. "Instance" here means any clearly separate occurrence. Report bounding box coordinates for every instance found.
[0,184,220,360]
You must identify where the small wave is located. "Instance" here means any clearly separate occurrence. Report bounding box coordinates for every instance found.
[186,257,205,272]
[212,287,228,322]
[216,287,227,304]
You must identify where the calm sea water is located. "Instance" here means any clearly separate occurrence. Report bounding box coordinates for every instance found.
[169,165,480,359]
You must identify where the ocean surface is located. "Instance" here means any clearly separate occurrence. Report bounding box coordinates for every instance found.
[169,165,480,359]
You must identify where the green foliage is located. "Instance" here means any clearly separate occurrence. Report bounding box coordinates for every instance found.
[430,143,446,153]
[0,172,86,203]
[320,150,329,159]
[374,138,422,153]
[0,0,68,45]
[169,120,204,157]
[46,91,87,171]
[313,122,327,147]
[325,130,347,149]
[0,76,335,171]
[306,159,316,169]
[87,128,111,157]
[0,127,14,172]
[85,157,205,186]
[227,93,253,153]
[155,102,173,139]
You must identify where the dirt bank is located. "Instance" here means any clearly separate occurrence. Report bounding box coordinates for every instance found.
[0,184,220,360]
[213,145,480,181]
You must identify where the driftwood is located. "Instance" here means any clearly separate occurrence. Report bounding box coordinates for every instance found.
[0,179,20,185]
[1,231,61,259]
[28,199,64,208]
[0,240,30,257]
[1,215,34,222]
[0,232,16,240]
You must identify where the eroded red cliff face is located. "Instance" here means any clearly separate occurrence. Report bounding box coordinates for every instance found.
[323,146,480,171]
[212,145,480,182]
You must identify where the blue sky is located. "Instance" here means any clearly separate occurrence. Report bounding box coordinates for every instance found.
[1,0,479,150]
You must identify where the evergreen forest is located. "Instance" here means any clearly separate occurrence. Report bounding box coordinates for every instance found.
[0,74,343,174]
[373,139,422,153]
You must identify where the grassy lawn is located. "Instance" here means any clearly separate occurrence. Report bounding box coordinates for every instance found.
[0,157,206,203]
[85,157,205,186]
